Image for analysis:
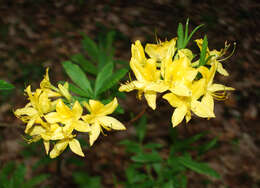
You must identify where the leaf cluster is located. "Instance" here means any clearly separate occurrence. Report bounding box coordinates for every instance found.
[118,116,220,188]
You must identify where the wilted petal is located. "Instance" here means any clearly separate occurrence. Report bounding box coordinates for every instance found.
[69,138,85,157]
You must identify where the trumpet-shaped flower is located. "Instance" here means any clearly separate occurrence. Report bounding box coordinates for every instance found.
[162,50,198,97]
[119,40,167,109]
[198,63,235,114]
[14,86,53,133]
[81,98,125,146]
[145,38,177,62]
[163,79,215,127]
[49,137,85,158]
[45,99,90,134]
[195,39,230,76]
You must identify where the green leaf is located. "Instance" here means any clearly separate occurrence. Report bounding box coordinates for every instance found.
[0,80,14,90]
[0,162,15,185]
[94,62,113,96]
[184,18,189,42]
[177,23,184,49]
[13,164,26,187]
[178,156,221,178]
[81,33,99,62]
[71,54,97,75]
[136,115,147,143]
[143,143,163,150]
[131,152,162,163]
[62,61,93,98]
[23,174,49,188]
[185,23,204,47]
[68,83,90,98]
[98,68,128,95]
[172,133,204,152]
[198,137,218,155]
[199,35,208,66]
[105,31,115,55]
[119,140,142,154]
[125,166,147,184]
[73,172,101,188]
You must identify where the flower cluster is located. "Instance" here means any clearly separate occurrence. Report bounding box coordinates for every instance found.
[119,38,234,127]
[14,69,125,158]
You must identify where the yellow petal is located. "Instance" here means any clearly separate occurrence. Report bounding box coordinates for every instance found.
[88,100,104,113]
[89,122,101,146]
[58,82,71,101]
[171,105,187,127]
[171,81,191,97]
[201,93,214,113]
[43,140,50,155]
[72,101,83,120]
[191,79,206,100]
[69,138,85,157]
[145,81,168,93]
[163,93,183,108]
[40,68,51,89]
[44,112,61,124]
[144,91,157,110]
[98,98,118,116]
[98,116,126,130]
[216,62,229,76]
[74,120,90,132]
[38,91,51,114]
[29,125,46,136]
[55,99,71,119]
[130,58,145,82]
[50,139,69,158]
[25,116,37,133]
[14,107,38,117]
[191,100,215,118]
[208,84,235,93]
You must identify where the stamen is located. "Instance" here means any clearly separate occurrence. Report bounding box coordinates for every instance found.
[218,42,236,62]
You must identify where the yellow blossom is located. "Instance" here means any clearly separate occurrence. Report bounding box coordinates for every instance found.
[119,40,167,109]
[198,63,235,115]
[81,98,125,146]
[45,99,90,134]
[162,50,198,97]
[145,38,177,62]
[195,39,230,76]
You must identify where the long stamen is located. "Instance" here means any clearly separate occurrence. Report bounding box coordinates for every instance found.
[218,42,236,62]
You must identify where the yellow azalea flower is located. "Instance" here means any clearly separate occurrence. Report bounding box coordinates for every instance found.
[45,99,90,134]
[163,90,215,127]
[81,98,125,146]
[14,86,53,133]
[40,68,61,98]
[119,40,167,109]
[50,137,85,158]
[162,50,198,97]
[198,63,235,114]
[145,38,177,62]
[195,39,230,76]
[58,82,72,102]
